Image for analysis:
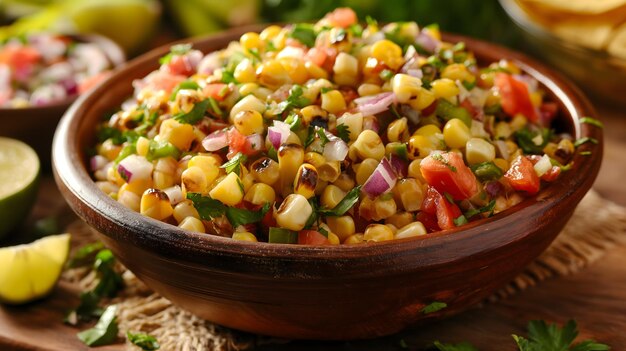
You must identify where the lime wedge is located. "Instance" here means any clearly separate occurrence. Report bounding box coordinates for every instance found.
[0,137,40,240]
[0,233,71,304]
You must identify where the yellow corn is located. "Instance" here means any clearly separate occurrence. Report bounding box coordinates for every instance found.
[392,178,423,212]
[278,143,304,196]
[344,233,364,245]
[333,52,358,77]
[244,183,276,205]
[408,135,433,159]
[408,87,436,111]
[363,224,394,242]
[173,200,200,223]
[136,136,150,157]
[257,60,291,88]
[304,152,326,169]
[158,118,195,151]
[234,59,257,83]
[117,186,141,212]
[327,232,340,245]
[355,158,379,185]
[230,95,266,122]
[181,166,209,195]
[336,112,363,141]
[320,184,346,209]
[240,32,262,51]
[321,90,347,114]
[466,138,496,164]
[232,231,258,242]
[209,172,244,206]
[326,216,355,242]
[392,74,422,103]
[96,181,119,196]
[187,155,221,185]
[250,157,280,185]
[300,105,328,126]
[293,163,319,199]
[98,139,122,161]
[494,121,512,139]
[304,61,328,79]
[443,118,471,149]
[510,114,527,132]
[357,83,381,97]
[140,188,173,221]
[387,117,409,143]
[333,172,356,192]
[431,78,460,100]
[233,110,264,136]
[279,58,308,85]
[274,194,312,231]
[374,196,397,220]
[238,83,259,96]
[493,158,509,172]
[260,25,282,42]
[178,216,205,233]
[441,63,475,83]
[370,39,403,69]
[303,78,333,101]
[353,130,385,161]
[394,221,427,239]
[385,211,414,229]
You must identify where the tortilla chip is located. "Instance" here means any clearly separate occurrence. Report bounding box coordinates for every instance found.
[521,0,626,15]
[608,23,626,59]
[552,22,614,50]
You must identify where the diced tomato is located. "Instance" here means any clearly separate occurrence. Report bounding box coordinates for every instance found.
[227,128,250,158]
[324,7,357,28]
[305,47,327,67]
[146,71,186,93]
[78,71,111,94]
[494,72,538,122]
[165,55,194,76]
[203,83,229,101]
[504,156,540,194]
[419,186,462,231]
[420,152,480,201]
[321,47,338,73]
[415,211,440,233]
[436,194,463,230]
[421,186,440,215]
[541,165,561,182]
[298,230,330,245]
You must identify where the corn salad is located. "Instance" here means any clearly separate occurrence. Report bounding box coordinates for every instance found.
[91,8,577,245]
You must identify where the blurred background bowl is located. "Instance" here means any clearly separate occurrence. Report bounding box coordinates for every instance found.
[0,34,126,169]
[499,0,626,107]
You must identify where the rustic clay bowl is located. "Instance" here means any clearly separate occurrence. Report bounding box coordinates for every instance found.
[52,26,602,340]
[1,34,125,168]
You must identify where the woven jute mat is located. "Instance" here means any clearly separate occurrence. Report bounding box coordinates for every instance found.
[62,190,626,351]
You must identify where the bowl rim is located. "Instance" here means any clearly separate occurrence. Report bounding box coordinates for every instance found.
[0,33,126,112]
[52,25,603,269]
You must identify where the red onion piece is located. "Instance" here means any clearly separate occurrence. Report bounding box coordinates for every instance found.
[202,130,229,151]
[90,155,109,172]
[354,92,396,116]
[117,155,154,183]
[389,154,408,178]
[415,31,439,53]
[485,181,503,198]
[363,157,398,198]
[267,120,291,150]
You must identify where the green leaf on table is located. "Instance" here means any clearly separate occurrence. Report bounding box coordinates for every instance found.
[512,320,610,351]
[434,341,480,351]
[67,242,105,268]
[127,331,160,350]
[421,301,447,314]
[77,305,119,346]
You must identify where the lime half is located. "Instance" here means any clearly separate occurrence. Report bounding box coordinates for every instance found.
[0,233,71,304]
[0,137,40,240]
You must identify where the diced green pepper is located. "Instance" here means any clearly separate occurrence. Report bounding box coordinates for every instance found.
[470,161,503,181]
[435,99,472,127]
[146,140,180,161]
[268,227,298,244]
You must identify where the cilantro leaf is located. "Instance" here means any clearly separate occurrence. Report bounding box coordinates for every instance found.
[574,137,598,148]
[174,99,209,124]
[422,301,447,314]
[127,331,160,351]
[513,320,610,351]
[77,305,119,346]
[187,193,226,220]
[276,85,311,114]
[336,124,351,143]
[225,203,271,228]
[220,152,247,175]
[318,186,362,217]
[221,69,237,84]
[169,80,199,101]
[288,23,317,47]
[464,200,496,219]
[579,117,603,129]
[515,127,552,154]
[316,127,330,147]
[453,215,468,226]
[434,341,479,351]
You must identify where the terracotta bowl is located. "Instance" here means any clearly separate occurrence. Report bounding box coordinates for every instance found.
[1,34,125,169]
[52,26,603,340]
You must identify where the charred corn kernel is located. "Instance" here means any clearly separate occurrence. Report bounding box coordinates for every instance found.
[293,163,318,199]
[321,90,347,114]
[543,142,558,159]
[304,61,328,79]
[230,95,266,122]
[494,122,512,139]
[443,118,471,149]
[158,118,195,151]
[395,221,427,239]
[300,105,328,125]
[173,200,200,223]
[181,166,208,194]
[466,138,496,164]
[275,194,312,231]
[333,172,355,192]
[392,178,423,212]
[140,188,173,221]
[317,161,341,183]
[321,184,346,209]
[333,52,358,76]
[250,157,280,185]
[136,137,150,157]
[392,74,422,103]
[326,216,355,242]
[373,196,397,220]
[409,87,436,111]
[244,183,276,205]
[336,112,363,141]
[278,143,304,196]
[327,232,340,245]
[117,187,140,212]
[260,25,282,41]
[364,224,394,242]
[187,155,220,185]
[385,211,414,229]
[387,117,409,143]
[303,78,333,101]
[344,233,364,245]
[357,83,381,97]
[408,135,434,159]
[98,139,122,161]
[209,172,244,206]
[178,216,205,233]
[279,58,308,84]
[556,139,574,159]
[431,78,460,100]
[441,63,475,83]
[257,60,291,88]
[493,158,509,172]
[355,158,379,185]
[234,59,257,83]
[240,32,262,50]
[232,231,258,242]
[510,114,527,131]
[353,130,385,160]
[371,39,403,69]
[233,110,264,136]
[239,83,259,96]
[304,152,326,169]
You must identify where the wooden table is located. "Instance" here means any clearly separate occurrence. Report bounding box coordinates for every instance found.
[0,108,624,350]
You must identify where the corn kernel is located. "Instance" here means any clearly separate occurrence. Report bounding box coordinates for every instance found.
[136,137,150,157]
[140,188,173,221]
[244,183,276,205]
[441,63,475,83]
[238,83,259,97]
[392,178,423,212]
[257,60,291,88]
[493,158,509,172]
[431,78,460,100]
[278,143,304,196]
[181,166,208,195]
[336,112,363,141]
[374,196,397,220]
[409,87,436,111]
[304,61,328,79]
[355,158,379,185]
[117,187,140,212]
[353,130,385,160]
[321,184,346,209]
[178,216,205,233]
[304,152,326,169]
[293,163,318,199]
[233,110,265,136]
[357,83,381,97]
[370,39,403,69]
[234,59,257,83]
[209,172,244,206]
[260,25,282,41]
[279,58,308,85]
[300,105,328,126]
[230,95,266,122]
[173,200,200,223]
[395,221,427,239]
[333,172,356,192]
[158,118,195,151]
[387,117,409,143]
[275,194,312,231]
[232,232,258,242]
[250,157,280,185]
[344,233,364,245]
[392,74,422,103]
[364,224,394,242]
[385,211,414,229]
[494,122,512,139]
[443,118,471,149]
[327,232,340,245]
[326,216,355,242]
[321,90,347,114]
[333,52,358,77]
[466,138,496,164]
[510,114,527,132]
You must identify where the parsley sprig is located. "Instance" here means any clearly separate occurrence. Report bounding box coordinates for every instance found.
[276,85,310,114]
[187,193,271,228]
[220,152,247,175]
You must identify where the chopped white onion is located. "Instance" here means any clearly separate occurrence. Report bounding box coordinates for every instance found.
[362,157,398,198]
[246,133,264,152]
[354,92,396,116]
[117,155,154,183]
[320,129,348,161]
[534,154,552,177]
[202,130,229,151]
[494,140,510,161]
[163,185,184,205]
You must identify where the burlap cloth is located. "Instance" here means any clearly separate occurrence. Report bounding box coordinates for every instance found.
[62,190,626,351]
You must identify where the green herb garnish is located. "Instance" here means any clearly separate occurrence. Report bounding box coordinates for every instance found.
[464,200,496,219]
[318,186,362,217]
[515,127,552,154]
[574,137,598,148]
[336,124,351,143]
[226,203,271,229]
[470,162,503,181]
[422,301,447,314]
[316,127,330,147]
[276,85,310,114]
[76,305,119,346]
[187,193,226,220]
[579,117,603,129]
[513,320,609,351]
[146,140,180,161]
[127,332,160,350]
[220,152,247,175]
[288,23,317,47]
[169,80,199,101]
[580,151,592,156]
[268,227,298,244]
[174,99,209,124]
[453,215,468,226]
